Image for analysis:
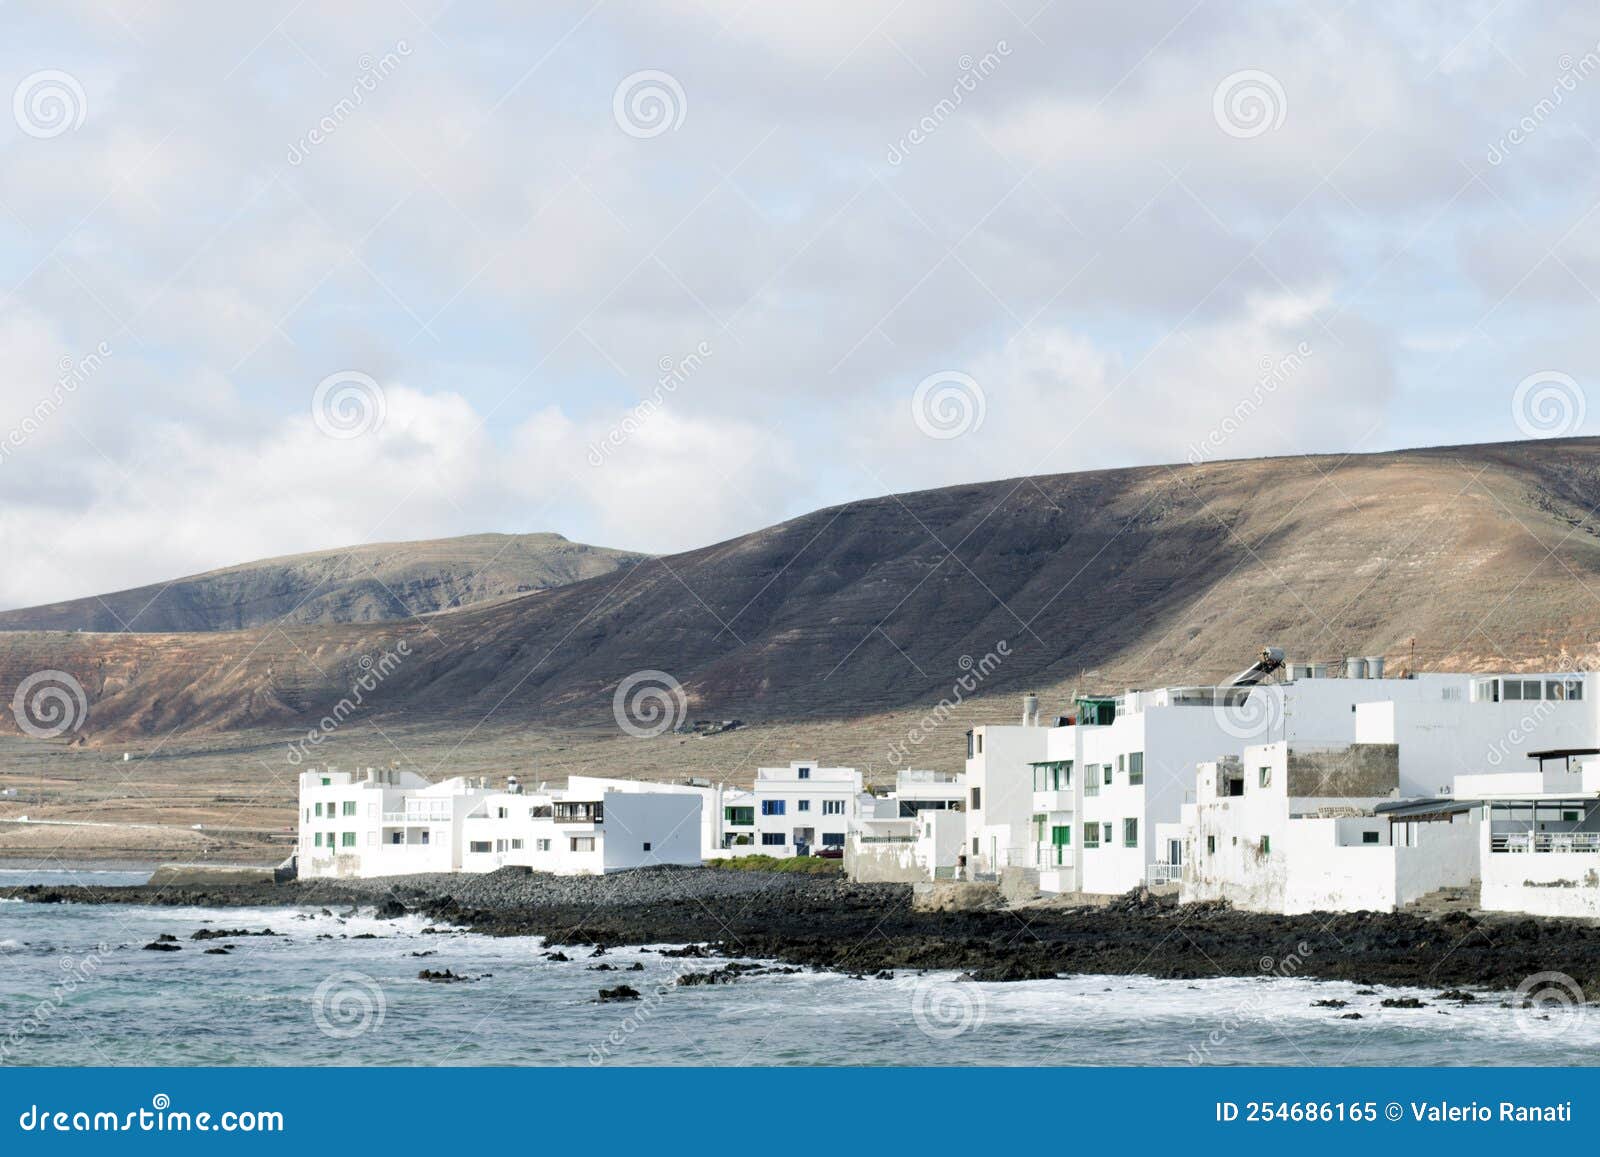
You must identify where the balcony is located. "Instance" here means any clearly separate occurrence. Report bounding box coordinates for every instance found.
[1033,790,1074,813]
[553,802,604,824]
[1492,832,1600,854]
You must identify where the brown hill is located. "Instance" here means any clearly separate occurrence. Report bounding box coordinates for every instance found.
[4,438,1600,743]
[0,533,648,633]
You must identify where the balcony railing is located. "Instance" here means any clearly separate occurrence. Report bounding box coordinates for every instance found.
[1147,862,1182,884]
[1492,832,1600,854]
[382,806,452,822]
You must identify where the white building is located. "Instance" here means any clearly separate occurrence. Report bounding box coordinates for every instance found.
[460,784,701,875]
[299,767,493,878]
[564,775,755,858]
[847,770,966,883]
[752,761,863,856]
[1179,742,1479,914]
[969,663,1600,897]
[1456,750,1600,919]
[299,769,701,879]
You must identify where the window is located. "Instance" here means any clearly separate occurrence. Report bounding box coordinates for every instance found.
[1362,831,1380,845]
[1564,811,1581,823]
[1084,766,1099,796]
[823,799,845,816]
[967,731,975,759]
[1259,835,1270,855]
[1123,819,1138,848]
[643,842,652,852]
[314,802,323,817]
[1128,752,1143,786]
[1258,765,1271,789]
[391,832,403,845]
[469,841,492,854]
[798,766,811,779]
[797,799,811,812]
[314,832,323,847]
[496,807,509,819]
[970,787,982,810]
[511,838,524,850]
[495,839,508,852]
[320,777,330,786]
[570,837,596,852]
[763,833,786,847]
[1103,764,1112,786]
[1568,680,1585,701]
[725,806,754,826]
[1473,677,1499,703]
[821,833,845,847]
[341,832,356,848]
[342,800,356,816]
[1206,835,1215,855]
[1082,823,1100,849]
[1503,678,1522,702]
[1051,825,1072,847]
[536,839,551,852]
[1117,754,1125,774]
[761,799,786,816]
[972,838,980,855]
[977,733,983,754]
[420,830,430,844]
[1102,823,1112,845]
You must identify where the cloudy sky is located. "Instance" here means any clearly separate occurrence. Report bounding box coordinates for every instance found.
[1,0,1596,609]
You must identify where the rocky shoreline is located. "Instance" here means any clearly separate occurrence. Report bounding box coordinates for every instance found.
[7,866,1600,996]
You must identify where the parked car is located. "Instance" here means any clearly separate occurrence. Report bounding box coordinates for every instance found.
[814,845,843,859]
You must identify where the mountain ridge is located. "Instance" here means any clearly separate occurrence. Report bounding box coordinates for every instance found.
[0,532,649,633]
[4,437,1600,742]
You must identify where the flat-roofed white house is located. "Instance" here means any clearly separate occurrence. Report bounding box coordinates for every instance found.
[1180,741,1479,914]
[752,761,862,856]
[1456,750,1600,919]
[563,775,755,858]
[969,664,1600,896]
[298,769,700,879]
[846,770,966,883]
[299,767,494,878]
[460,784,701,875]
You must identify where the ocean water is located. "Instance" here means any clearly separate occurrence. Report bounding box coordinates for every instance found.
[1,870,1596,1066]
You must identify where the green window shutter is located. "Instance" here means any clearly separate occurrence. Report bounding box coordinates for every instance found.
[1051,825,1072,846]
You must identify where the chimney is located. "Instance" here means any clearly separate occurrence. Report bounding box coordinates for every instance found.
[1022,692,1039,727]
